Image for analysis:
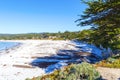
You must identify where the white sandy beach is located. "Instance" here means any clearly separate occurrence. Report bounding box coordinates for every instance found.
[0,40,77,80]
[1,40,119,80]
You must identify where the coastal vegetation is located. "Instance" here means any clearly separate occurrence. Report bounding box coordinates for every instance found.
[0,30,92,40]
[26,62,101,80]
[25,0,120,80]
[96,55,120,68]
[76,0,120,50]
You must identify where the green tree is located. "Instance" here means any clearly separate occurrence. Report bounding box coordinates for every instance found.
[76,0,120,49]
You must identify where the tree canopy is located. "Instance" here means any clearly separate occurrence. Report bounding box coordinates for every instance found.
[76,0,120,49]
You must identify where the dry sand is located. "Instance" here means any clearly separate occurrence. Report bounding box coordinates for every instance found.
[97,67,120,80]
[0,40,77,80]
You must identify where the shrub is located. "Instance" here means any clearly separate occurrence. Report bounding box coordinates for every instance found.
[27,62,101,80]
[96,57,120,68]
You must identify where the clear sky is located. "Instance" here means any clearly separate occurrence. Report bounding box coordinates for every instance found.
[0,0,89,34]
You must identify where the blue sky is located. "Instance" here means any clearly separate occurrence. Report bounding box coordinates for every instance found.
[0,0,89,34]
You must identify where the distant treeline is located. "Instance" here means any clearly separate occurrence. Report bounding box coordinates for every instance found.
[0,30,93,41]
[1,29,119,50]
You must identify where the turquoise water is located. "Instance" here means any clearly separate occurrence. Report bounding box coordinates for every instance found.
[0,41,20,51]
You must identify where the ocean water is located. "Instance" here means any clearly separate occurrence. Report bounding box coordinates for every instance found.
[0,41,20,51]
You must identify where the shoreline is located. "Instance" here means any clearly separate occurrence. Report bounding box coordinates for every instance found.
[0,40,75,80]
[0,41,22,55]
[0,40,119,80]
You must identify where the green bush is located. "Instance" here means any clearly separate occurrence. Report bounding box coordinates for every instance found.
[27,62,101,80]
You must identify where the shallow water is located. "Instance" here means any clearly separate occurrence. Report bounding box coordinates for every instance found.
[0,41,20,51]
